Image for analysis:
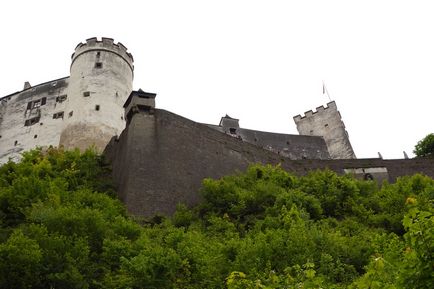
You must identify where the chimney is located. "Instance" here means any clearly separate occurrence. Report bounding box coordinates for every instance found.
[23,81,31,90]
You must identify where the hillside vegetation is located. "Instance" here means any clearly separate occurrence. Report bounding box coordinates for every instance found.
[0,149,432,288]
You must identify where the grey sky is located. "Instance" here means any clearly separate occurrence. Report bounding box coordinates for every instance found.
[1,0,433,158]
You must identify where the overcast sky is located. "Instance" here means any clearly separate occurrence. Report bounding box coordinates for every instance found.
[1,0,433,159]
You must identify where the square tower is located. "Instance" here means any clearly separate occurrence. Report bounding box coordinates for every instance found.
[293,101,356,159]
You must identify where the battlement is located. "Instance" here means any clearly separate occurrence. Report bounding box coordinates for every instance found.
[293,101,337,122]
[71,37,134,72]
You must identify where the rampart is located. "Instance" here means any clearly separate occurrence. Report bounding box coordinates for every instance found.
[105,106,434,217]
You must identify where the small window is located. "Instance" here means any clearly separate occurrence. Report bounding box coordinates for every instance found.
[14,140,18,146]
[324,123,329,128]
[229,128,236,134]
[53,111,64,119]
[95,105,100,111]
[56,95,67,103]
[33,100,41,108]
[95,62,103,69]
[96,51,101,57]
[34,135,38,139]
[69,111,73,117]
[25,116,40,126]
[83,91,90,97]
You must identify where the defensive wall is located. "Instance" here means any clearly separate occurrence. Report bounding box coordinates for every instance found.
[205,115,331,160]
[105,93,434,217]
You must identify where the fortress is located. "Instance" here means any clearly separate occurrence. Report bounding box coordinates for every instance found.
[1,38,433,217]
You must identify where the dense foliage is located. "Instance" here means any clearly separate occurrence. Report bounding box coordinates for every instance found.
[0,149,433,288]
[414,133,434,158]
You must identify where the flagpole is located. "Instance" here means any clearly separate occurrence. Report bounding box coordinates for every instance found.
[322,81,332,102]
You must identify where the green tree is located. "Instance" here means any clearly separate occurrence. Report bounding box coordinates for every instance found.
[414,133,434,158]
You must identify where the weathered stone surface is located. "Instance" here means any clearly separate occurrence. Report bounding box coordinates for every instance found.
[294,101,356,159]
[0,78,69,163]
[105,107,434,217]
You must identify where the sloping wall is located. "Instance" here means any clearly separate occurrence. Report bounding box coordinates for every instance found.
[105,108,434,217]
[206,124,330,160]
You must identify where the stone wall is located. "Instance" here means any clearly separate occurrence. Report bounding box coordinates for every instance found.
[105,108,434,217]
[206,123,330,160]
[0,77,69,163]
[294,101,356,159]
[60,37,134,152]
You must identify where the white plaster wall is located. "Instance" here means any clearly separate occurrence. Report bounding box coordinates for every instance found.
[60,41,133,151]
[0,78,69,164]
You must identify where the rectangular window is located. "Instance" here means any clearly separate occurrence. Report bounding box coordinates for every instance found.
[95,105,100,111]
[53,111,64,119]
[27,97,47,109]
[95,62,103,69]
[24,116,40,126]
[83,91,90,97]
[33,100,41,108]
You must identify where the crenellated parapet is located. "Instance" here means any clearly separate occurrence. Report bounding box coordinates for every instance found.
[293,101,337,123]
[71,37,134,72]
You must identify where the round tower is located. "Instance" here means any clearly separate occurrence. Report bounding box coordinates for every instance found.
[60,37,134,151]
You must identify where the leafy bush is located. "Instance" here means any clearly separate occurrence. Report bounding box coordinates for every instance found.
[0,151,432,288]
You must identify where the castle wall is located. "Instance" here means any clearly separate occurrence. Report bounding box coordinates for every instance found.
[60,37,134,152]
[206,124,330,160]
[294,101,356,159]
[104,108,288,217]
[105,107,434,217]
[0,78,69,163]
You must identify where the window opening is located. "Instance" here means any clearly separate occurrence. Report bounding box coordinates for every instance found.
[34,135,38,139]
[95,62,103,69]
[95,105,100,111]
[83,91,90,97]
[56,95,67,102]
[229,128,236,134]
[53,111,64,119]
[14,140,18,146]
[25,116,40,126]
[69,111,73,117]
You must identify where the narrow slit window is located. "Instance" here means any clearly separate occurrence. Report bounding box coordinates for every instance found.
[14,140,18,146]
[95,105,100,111]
